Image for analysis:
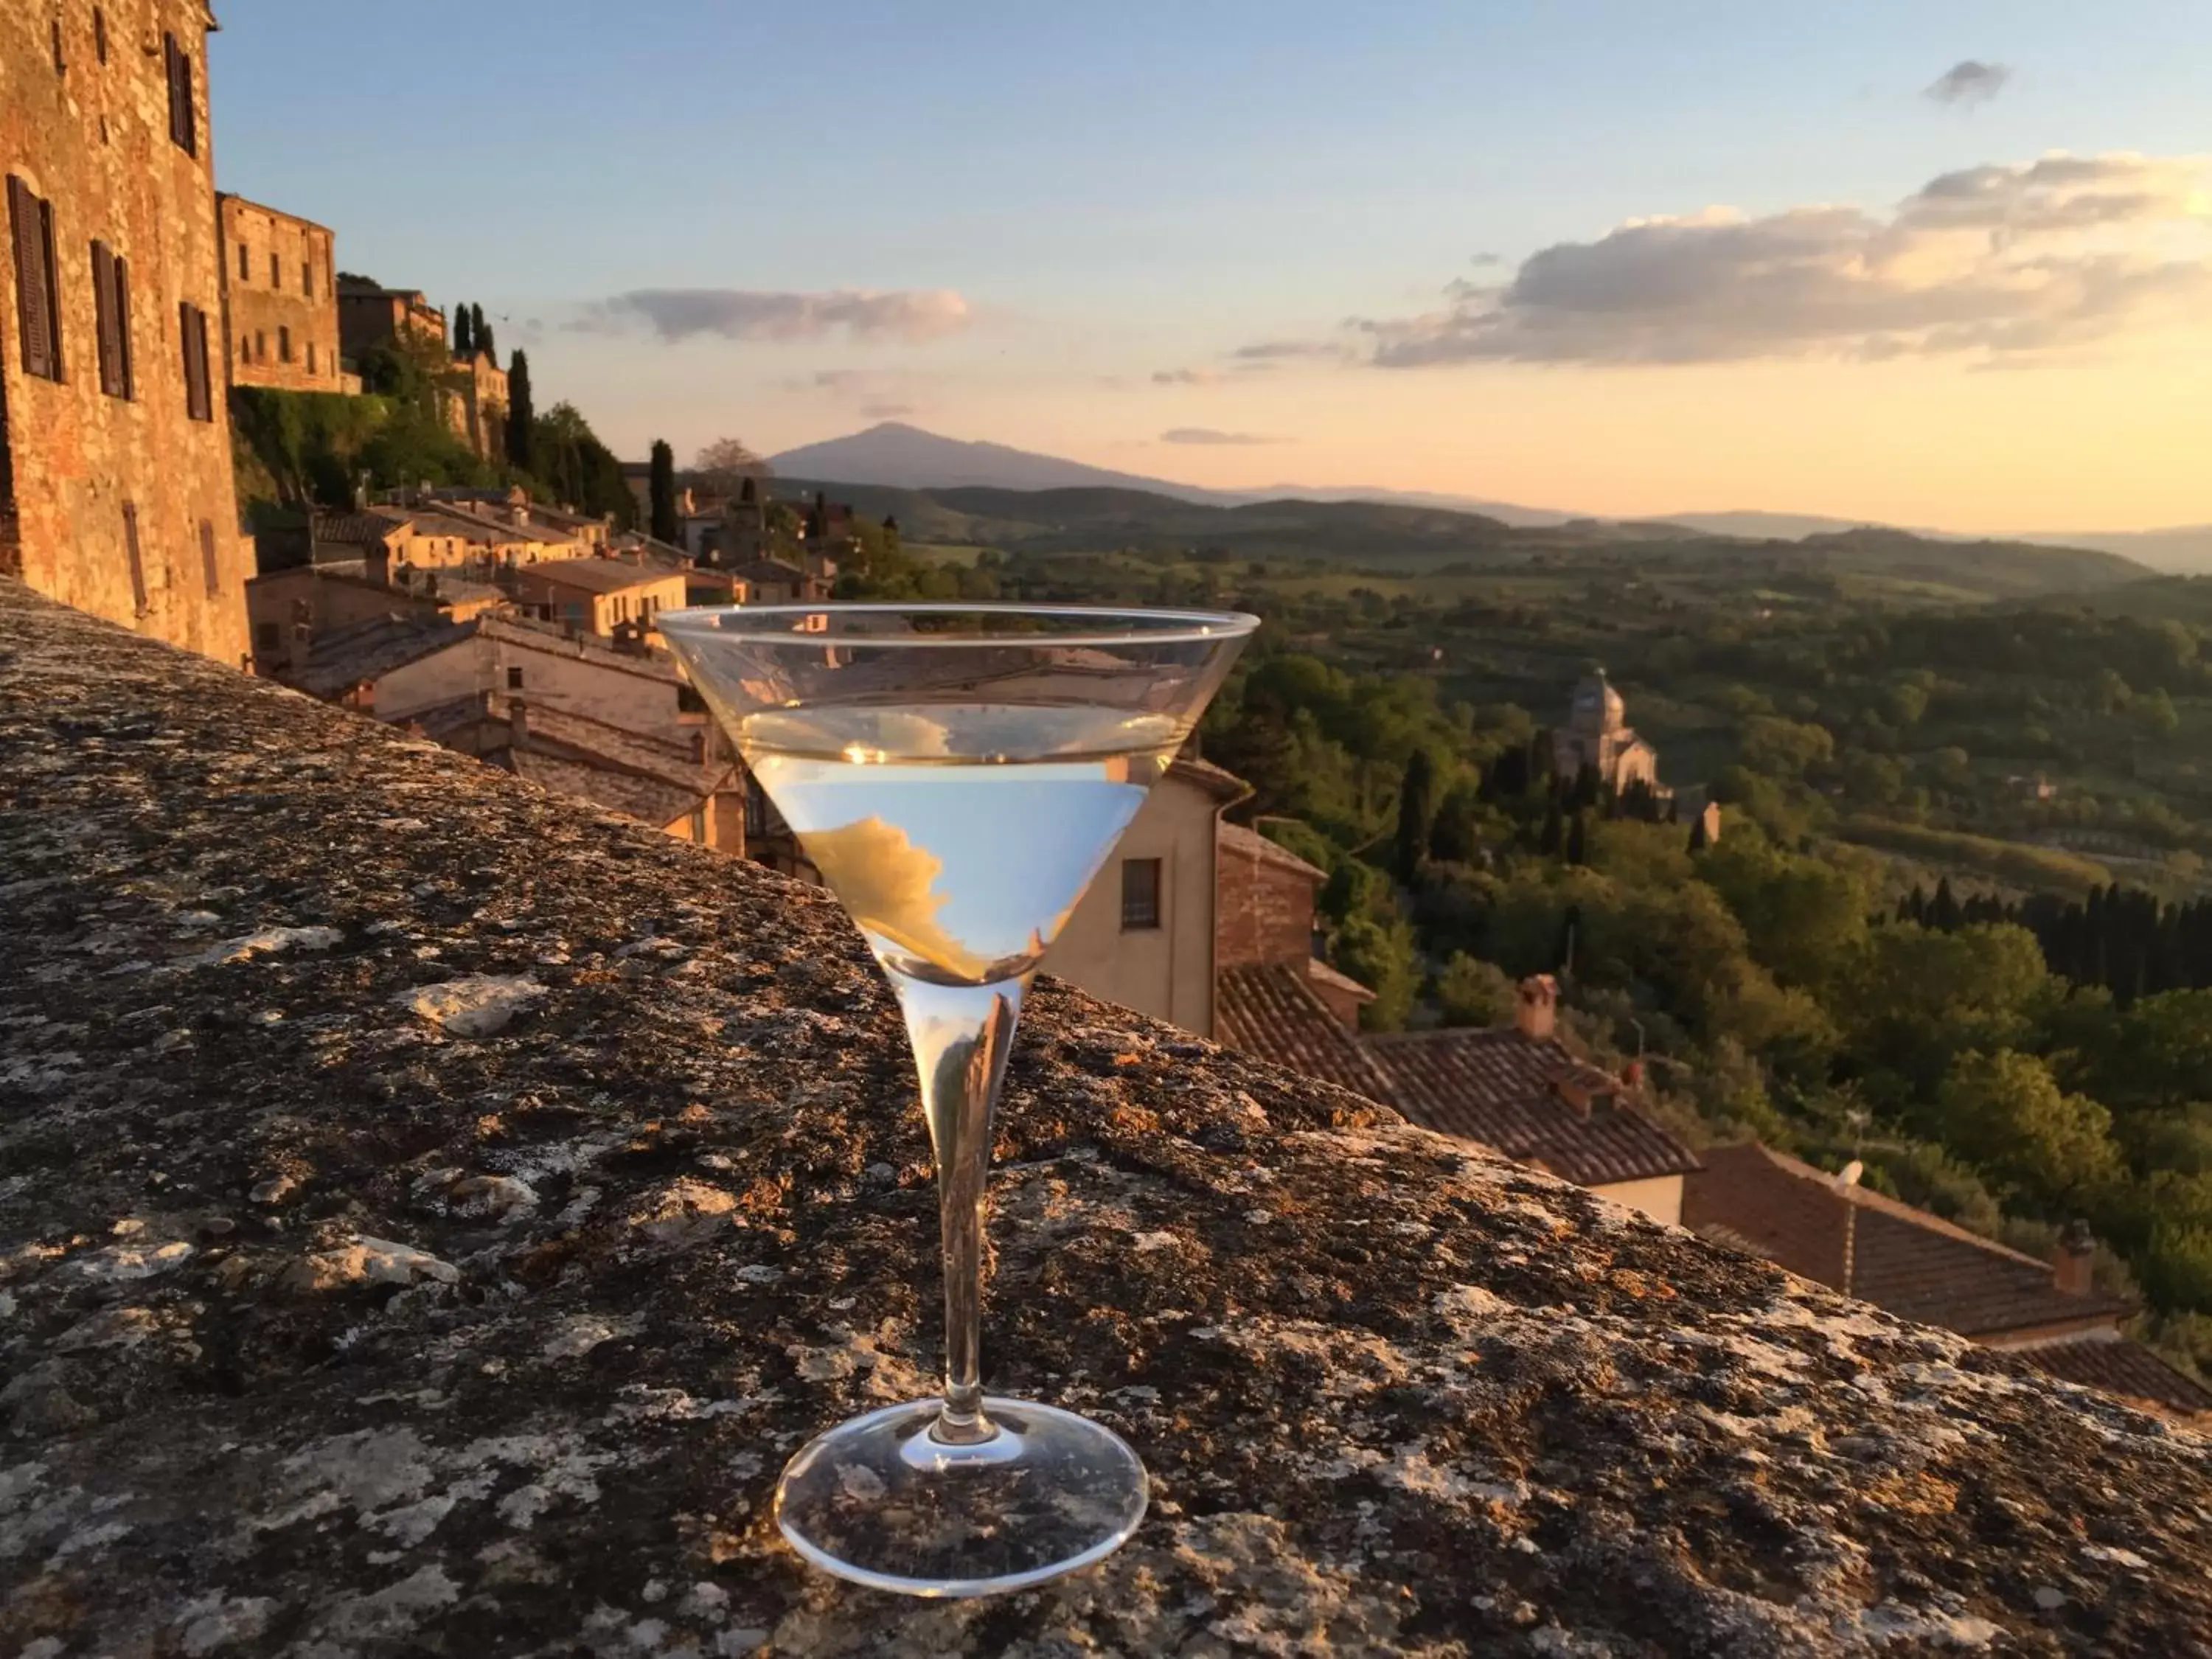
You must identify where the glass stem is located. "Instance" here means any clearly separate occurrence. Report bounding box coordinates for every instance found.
[891,972,1029,1445]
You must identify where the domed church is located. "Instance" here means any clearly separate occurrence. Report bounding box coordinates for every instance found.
[1553,669,1663,796]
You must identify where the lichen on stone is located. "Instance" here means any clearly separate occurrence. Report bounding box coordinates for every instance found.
[4,580,2212,1655]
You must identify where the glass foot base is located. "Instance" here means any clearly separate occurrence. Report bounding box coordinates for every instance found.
[773,1397,1149,1596]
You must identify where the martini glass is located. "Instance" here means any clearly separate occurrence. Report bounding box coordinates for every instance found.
[660,602,1257,1596]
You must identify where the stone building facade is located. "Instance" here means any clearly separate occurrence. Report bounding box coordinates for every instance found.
[217,192,344,393]
[1554,669,1662,796]
[440,346,507,460]
[335,275,444,361]
[1,0,248,664]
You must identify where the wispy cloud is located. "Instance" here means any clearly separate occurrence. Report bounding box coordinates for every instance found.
[863,400,917,419]
[1160,427,1287,445]
[1926,59,2011,108]
[577,288,973,344]
[1230,339,1344,361]
[1356,152,2212,367]
[1152,367,1223,386]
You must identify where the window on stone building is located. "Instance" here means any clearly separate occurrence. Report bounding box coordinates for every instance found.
[1121,858,1164,931]
[199,521,220,597]
[91,241,133,400]
[507,667,524,690]
[278,325,292,364]
[677,683,706,714]
[179,302,213,421]
[94,9,107,64]
[52,17,66,75]
[269,251,279,288]
[307,341,316,374]
[163,33,197,156]
[302,257,312,294]
[8,177,63,382]
[255,330,265,363]
[745,778,769,839]
[236,242,248,282]
[122,504,147,616]
[255,622,279,654]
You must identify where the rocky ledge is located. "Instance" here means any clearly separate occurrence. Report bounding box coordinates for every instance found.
[1,580,2209,1658]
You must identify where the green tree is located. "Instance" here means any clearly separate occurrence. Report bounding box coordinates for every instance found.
[533,402,636,529]
[1936,1048,2123,1208]
[1434,953,1515,1026]
[1394,748,1436,882]
[1834,922,2053,1096]
[453,302,471,355]
[469,304,489,358]
[507,351,535,472]
[1335,911,1420,1032]
[648,439,678,543]
[1697,830,1868,992]
[1565,810,1587,866]
[1427,784,1484,865]
[1739,715,1835,779]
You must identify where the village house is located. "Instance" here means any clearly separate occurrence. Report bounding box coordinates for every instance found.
[216,193,348,394]
[244,559,500,677]
[1686,1143,2212,1425]
[1043,758,1251,1035]
[335,275,443,359]
[508,554,688,641]
[439,347,507,461]
[728,556,830,605]
[1,0,248,664]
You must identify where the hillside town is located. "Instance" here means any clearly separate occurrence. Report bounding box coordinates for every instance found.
[5,3,2208,1439]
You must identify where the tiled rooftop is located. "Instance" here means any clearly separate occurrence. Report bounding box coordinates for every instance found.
[1214,961,1397,1102]
[1367,1027,1703,1187]
[521,557,682,596]
[1686,1143,2136,1340]
[2020,1335,2212,1422]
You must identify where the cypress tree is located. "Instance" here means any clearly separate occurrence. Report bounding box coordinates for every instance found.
[648,439,679,544]
[469,305,488,357]
[1539,801,1565,856]
[453,303,472,355]
[1687,812,1709,854]
[1930,877,1964,932]
[1565,810,1587,866]
[1394,748,1436,883]
[478,321,495,361]
[506,351,535,473]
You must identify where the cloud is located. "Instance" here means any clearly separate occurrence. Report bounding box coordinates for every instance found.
[578,288,973,344]
[1230,339,1343,361]
[1160,427,1287,445]
[1356,152,2212,367]
[1926,60,2011,107]
[862,400,917,419]
[1152,367,1222,385]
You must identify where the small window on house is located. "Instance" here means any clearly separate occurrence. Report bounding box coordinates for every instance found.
[199,520,220,597]
[255,330,265,362]
[745,777,769,838]
[8,176,63,381]
[306,341,316,374]
[178,302,212,420]
[1121,858,1163,931]
[278,324,291,363]
[163,33,197,156]
[269,251,279,288]
[689,732,706,764]
[237,242,248,282]
[689,806,708,843]
[121,503,147,616]
[52,17,66,75]
[91,241,133,400]
[254,621,279,653]
[507,666,524,690]
[302,257,312,294]
[677,683,706,714]
[94,8,107,63]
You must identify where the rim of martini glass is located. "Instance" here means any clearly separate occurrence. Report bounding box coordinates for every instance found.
[659,601,1261,650]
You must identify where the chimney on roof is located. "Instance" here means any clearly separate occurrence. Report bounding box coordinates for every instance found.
[508,698,529,756]
[1514,975,1558,1043]
[2053,1218,2097,1296]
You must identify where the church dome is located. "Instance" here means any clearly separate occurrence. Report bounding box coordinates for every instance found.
[1571,670,1626,733]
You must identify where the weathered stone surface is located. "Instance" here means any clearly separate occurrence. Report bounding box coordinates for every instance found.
[3,580,2210,1656]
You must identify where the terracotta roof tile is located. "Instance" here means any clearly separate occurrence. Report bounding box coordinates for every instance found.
[2016,1337,2212,1422]
[1686,1143,2135,1340]
[1215,963,1397,1104]
[1217,820,1324,880]
[1365,1027,1700,1187]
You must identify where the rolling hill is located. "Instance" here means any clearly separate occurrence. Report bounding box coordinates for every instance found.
[769,476,2151,599]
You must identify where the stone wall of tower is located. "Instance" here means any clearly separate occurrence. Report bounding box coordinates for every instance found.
[0,0,248,665]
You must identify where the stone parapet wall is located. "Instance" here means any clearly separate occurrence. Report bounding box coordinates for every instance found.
[2,580,2210,1655]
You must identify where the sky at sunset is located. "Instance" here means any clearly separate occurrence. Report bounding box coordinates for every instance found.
[209,1,2209,532]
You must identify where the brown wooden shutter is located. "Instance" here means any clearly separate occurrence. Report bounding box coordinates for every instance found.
[164,35,197,156]
[180,301,212,422]
[10,178,60,382]
[92,241,122,396]
[122,504,148,615]
[113,251,132,400]
[199,520,220,597]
